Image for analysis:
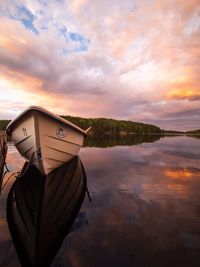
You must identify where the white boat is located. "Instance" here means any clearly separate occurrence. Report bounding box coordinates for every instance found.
[6,106,91,175]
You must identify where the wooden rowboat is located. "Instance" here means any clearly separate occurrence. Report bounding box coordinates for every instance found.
[7,156,87,267]
[6,106,90,175]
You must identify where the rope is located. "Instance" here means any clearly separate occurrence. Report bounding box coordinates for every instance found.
[4,161,10,173]
[86,186,92,202]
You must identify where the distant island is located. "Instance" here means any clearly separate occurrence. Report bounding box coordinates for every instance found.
[162,130,185,135]
[185,129,200,135]
[0,116,199,136]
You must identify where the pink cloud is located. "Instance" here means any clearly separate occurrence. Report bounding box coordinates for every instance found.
[0,1,199,130]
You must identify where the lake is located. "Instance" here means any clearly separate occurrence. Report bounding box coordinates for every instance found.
[0,135,200,267]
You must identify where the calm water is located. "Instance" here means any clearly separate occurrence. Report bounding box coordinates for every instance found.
[0,135,200,267]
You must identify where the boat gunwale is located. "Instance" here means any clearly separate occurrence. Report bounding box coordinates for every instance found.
[6,106,87,136]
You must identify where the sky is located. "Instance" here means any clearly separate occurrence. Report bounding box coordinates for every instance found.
[0,0,199,131]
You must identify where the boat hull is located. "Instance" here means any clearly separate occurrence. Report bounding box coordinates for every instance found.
[11,110,84,175]
[7,156,86,267]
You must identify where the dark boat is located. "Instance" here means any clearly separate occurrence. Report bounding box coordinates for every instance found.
[0,133,7,192]
[7,156,87,267]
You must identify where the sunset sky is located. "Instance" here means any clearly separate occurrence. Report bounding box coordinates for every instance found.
[0,0,199,130]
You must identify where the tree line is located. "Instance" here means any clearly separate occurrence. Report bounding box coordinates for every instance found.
[0,116,162,134]
[61,116,162,134]
[0,120,10,131]
[185,129,200,134]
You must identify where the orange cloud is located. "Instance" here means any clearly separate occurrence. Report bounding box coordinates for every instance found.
[166,64,200,101]
[168,88,200,101]
[0,0,200,130]
[0,35,28,54]
[0,69,42,92]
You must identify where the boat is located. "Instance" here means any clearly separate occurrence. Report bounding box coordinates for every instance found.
[0,132,7,192]
[7,156,87,267]
[6,106,91,175]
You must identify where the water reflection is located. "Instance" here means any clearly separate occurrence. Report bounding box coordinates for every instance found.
[84,133,163,147]
[165,167,200,180]
[0,135,200,267]
[6,157,86,267]
[5,142,24,172]
[63,136,200,267]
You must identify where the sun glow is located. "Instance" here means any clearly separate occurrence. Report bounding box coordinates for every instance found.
[168,88,200,100]
[0,77,71,116]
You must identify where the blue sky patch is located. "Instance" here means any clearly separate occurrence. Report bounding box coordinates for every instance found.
[15,5,38,33]
[69,32,85,42]
[68,31,90,52]
[59,27,90,53]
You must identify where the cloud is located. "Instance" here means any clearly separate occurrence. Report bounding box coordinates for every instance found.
[168,89,200,101]
[0,0,200,130]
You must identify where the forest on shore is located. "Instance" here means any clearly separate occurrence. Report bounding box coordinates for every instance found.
[185,129,200,135]
[0,116,199,135]
[0,116,162,134]
[61,116,162,135]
